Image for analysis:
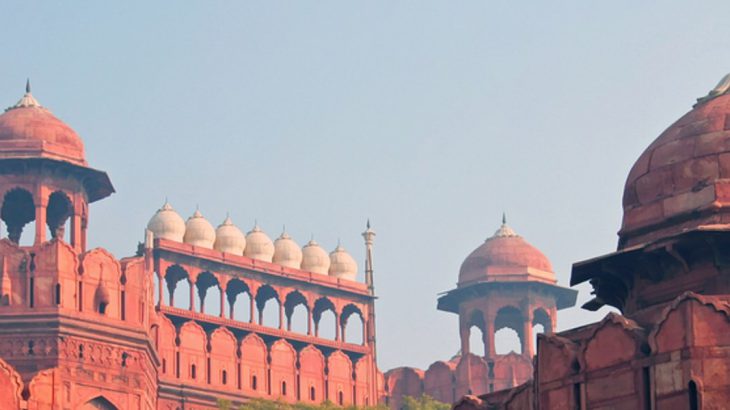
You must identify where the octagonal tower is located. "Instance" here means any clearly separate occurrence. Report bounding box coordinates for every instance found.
[437,216,576,395]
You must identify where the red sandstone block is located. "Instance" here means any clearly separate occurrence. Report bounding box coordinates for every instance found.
[585,370,635,403]
[635,167,674,204]
[621,202,664,231]
[678,115,725,139]
[662,185,715,217]
[694,131,730,156]
[671,156,719,193]
[650,138,696,169]
[718,153,730,178]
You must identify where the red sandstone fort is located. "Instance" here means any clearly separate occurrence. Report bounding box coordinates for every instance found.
[2,72,730,409]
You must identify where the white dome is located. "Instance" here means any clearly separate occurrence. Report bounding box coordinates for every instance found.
[301,239,330,275]
[183,210,216,249]
[214,216,246,254]
[244,224,274,262]
[146,201,186,242]
[329,244,358,281]
[273,230,302,269]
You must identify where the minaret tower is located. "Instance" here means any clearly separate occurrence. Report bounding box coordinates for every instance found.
[362,219,379,402]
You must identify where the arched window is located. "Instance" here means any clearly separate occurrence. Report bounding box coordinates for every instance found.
[191,364,197,380]
[55,283,61,305]
[222,370,228,385]
[310,386,316,401]
[689,380,699,410]
[162,359,167,374]
[281,381,287,396]
[251,375,258,391]
[98,302,108,315]
[338,391,344,405]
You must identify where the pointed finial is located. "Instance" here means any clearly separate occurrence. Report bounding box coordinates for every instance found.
[502,212,506,225]
[366,219,371,229]
[25,78,31,94]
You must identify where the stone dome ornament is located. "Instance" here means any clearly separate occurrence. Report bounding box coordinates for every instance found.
[301,238,330,275]
[213,215,246,254]
[458,216,555,287]
[183,209,216,249]
[244,223,274,262]
[146,201,186,242]
[0,80,87,166]
[273,228,303,269]
[695,72,730,106]
[328,242,358,281]
[620,73,730,248]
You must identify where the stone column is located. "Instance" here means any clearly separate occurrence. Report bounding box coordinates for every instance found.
[249,295,256,323]
[522,314,534,357]
[485,317,496,358]
[34,203,47,245]
[189,280,195,312]
[219,286,225,318]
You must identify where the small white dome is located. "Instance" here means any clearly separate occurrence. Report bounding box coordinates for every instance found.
[329,244,358,281]
[183,209,216,249]
[214,216,246,254]
[301,239,330,275]
[244,224,274,262]
[273,230,302,269]
[147,201,186,242]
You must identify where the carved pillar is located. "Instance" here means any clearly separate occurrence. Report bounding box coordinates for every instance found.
[485,315,496,358]
[219,285,225,318]
[307,309,313,335]
[157,271,164,309]
[34,203,47,245]
[459,325,470,357]
[189,279,195,312]
[522,312,534,358]
[335,312,341,341]
[279,299,285,330]
[250,294,256,323]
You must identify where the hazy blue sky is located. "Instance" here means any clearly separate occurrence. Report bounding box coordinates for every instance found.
[3,2,730,371]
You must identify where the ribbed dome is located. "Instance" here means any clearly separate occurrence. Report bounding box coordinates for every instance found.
[621,74,730,248]
[183,210,215,249]
[147,201,186,242]
[328,244,358,281]
[458,219,554,286]
[273,230,302,268]
[214,216,246,254]
[301,239,330,275]
[0,82,86,166]
[244,224,274,262]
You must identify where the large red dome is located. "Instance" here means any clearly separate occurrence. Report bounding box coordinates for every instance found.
[620,79,730,248]
[0,87,86,166]
[458,222,555,287]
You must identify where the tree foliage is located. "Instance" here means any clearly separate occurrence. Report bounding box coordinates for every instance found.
[400,395,451,410]
[218,398,389,410]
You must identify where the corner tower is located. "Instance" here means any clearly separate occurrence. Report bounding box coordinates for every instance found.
[437,217,576,394]
[0,84,156,410]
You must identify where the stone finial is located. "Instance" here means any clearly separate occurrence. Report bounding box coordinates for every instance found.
[696,72,730,107]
